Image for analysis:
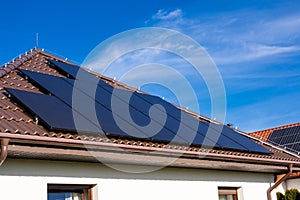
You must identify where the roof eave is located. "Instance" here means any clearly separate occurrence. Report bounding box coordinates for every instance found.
[6,143,297,174]
[1,132,300,174]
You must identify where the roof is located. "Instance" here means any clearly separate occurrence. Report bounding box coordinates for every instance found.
[1,48,300,173]
[250,122,300,177]
[250,122,300,154]
[250,122,300,142]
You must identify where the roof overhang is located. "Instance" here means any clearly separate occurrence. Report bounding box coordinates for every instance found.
[1,133,300,174]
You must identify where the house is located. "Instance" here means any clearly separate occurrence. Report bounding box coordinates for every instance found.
[0,48,300,200]
[250,122,300,195]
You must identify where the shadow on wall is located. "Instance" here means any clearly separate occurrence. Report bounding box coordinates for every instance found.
[1,158,273,183]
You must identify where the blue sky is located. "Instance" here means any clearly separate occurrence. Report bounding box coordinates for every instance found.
[0,0,299,132]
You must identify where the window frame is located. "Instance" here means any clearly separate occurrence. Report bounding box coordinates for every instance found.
[218,186,239,200]
[48,184,95,200]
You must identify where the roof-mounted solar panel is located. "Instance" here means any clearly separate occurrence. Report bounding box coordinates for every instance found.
[19,69,74,103]
[48,59,80,79]
[214,123,271,154]
[45,62,250,148]
[17,69,184,142]
[17,70,151,139]
[15,69,272,154]
[4,88,104,135]
[268,125,300,153]
[48,59,112,89]
[16,70,212,146]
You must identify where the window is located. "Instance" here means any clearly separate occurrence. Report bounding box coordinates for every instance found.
[48,184,94,200]
[218,187,239,200]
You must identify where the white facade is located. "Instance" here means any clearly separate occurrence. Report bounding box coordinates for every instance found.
[0,158,275,200]
[286,178,300,191]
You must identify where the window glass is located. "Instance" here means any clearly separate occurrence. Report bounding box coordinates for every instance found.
[218,187,239,200]
[48,192,82,200]
[47,184,93,200]
[219,194,235,200]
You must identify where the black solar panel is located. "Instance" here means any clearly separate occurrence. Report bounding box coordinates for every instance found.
[218,124,271,153]
[19,69,73,103]
[5,88,103,135]
[48,59,80,79]
[46,61,238,145]
[18,70,193,143]
[19,71,224,145]
[48,59,106,86]
[19,70,150,139]
[268,126,300,153]
[15,67,272,154]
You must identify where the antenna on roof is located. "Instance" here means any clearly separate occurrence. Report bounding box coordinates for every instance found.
[36,33,39,48]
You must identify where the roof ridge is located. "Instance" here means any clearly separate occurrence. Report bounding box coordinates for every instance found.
[0,47,82,79]
[0,48,40,78]
[37,48,81,65]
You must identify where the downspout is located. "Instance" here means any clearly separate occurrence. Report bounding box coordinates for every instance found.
[0,138,9,166]
[267,164,293,200]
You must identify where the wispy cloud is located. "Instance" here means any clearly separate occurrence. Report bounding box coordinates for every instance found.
[248,44,300,59]
[147,8,300,66]
[143,7,300,131]
[84,7,300,131]
[215,44,300,65]
[147,9,187,29]
[152,9,183,20]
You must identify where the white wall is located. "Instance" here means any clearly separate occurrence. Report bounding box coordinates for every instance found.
[287,178,300,191]
[0,158,274,200]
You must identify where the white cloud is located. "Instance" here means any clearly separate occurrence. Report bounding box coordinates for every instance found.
[82,8,300,132]
[147,8,300,66]
[152,9,183,20]
[261,14,300,43]
[214,43,300,65]
[247,44,300,59]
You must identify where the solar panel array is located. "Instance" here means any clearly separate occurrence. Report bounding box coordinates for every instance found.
[268,126,300,153]
[4,60,272,154]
